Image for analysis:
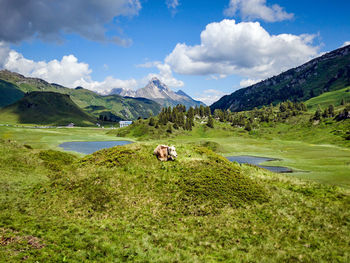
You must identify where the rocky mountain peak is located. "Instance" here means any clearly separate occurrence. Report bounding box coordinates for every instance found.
[109,77,204,107]
[147,77,170,92]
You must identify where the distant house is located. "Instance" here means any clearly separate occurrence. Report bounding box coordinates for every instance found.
[67,123,75,128]
[119,121,133,128]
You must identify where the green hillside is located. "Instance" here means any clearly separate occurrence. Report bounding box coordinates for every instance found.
[0,91,97,126]
[0,138,349,262]
[305,86,350,111]
[211,44,350,112]
[0,70,161,120]
[0,79,24,107]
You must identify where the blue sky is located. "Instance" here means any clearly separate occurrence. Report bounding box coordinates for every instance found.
[0,0,349,105]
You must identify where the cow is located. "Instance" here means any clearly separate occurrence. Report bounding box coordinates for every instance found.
[153,145,177,161]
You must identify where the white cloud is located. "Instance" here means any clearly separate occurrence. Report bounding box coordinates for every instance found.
[166,0,179,9]
[165,19,319,80]
[166,0,180,15]
[194,89,228,106]
[0,0,141,45]
[342,41,350,47]
[0,42,184,95]
[224,0,293,22]
[0,42,137,94]
[240,78,261,87]
[76,77,138,95]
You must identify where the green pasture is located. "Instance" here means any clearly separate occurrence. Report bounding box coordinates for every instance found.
[1,120,349,188]
[0,139,349,262]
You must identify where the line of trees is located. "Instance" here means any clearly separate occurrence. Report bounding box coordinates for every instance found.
[142,98,349,133]
[148,104,213,131]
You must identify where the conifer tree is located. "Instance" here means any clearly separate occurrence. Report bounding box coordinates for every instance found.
[314,106,322,120]
[207,115,214,128]
[244,121,252,132]
[328,104,335,117]
[148,117,155,126]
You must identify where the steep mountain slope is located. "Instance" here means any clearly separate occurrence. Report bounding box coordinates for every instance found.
[0,70,161,120]
[211,44,350,112]
[110,77,204,108]
[0,79,24,107]
[0,91,96,126]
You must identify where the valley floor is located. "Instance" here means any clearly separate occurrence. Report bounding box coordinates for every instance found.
[1,124,350,188]
[0,125,349,262]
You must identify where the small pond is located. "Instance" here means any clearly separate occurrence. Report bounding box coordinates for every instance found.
[59,141,133,154]
[226,155,293,173]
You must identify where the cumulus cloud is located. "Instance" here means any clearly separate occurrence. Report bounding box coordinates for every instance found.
[165,19,319,80]
[0,0,141,45]
[224,0,293,22]
[76,77,138,95]
[342,41,350,47]
[194,89,228,106]
[0,42,137,94]
[240,78,261,87]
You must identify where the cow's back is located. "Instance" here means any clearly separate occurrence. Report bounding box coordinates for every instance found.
[154,145,169,161]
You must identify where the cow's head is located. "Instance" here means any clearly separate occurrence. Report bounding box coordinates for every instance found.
[168,146,177,160]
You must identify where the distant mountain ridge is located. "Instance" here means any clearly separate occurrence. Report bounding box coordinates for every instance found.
[0,70,161,120]
[110,77,204,108]
[211,44,350,112]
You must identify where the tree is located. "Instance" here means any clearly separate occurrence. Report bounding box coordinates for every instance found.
[148,117,156,126]
[244,121,252,132]
[199,105,205,117]
[279,103,287,112]
[328,104,335,117]
[322,108,329,118]
[206,115,214,128]
[300,102,307,111]
[166,124,172,133]
[341,98,346,105]
[313,106,322,121]
[204,106,211,117]
[185,118,192,131]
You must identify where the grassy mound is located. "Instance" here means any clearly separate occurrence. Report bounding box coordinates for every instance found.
[38,149,77,171]
[1,139,349,262]
[80,144,268,214]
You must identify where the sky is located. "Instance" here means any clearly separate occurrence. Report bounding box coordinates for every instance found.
[0,0,349,105]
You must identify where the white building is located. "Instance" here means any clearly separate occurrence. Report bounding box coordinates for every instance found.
[119,121,133,128]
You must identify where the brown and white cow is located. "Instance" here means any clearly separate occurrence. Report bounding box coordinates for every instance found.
[153,145,177,161]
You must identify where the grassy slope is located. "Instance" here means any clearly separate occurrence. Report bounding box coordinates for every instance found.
[0,139,349,262]
[0,92,97,126]
[305,86,350,110]
[0,80,24,108]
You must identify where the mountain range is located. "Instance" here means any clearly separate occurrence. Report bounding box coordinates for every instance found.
[0,70,161,121]
[110,77,204,108]
[211,44,350,112]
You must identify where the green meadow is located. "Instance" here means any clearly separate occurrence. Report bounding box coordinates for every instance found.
[0,111,349,262]
[0,137,349,262]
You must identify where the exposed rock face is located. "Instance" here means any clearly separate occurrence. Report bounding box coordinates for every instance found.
[110,77,204,107]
